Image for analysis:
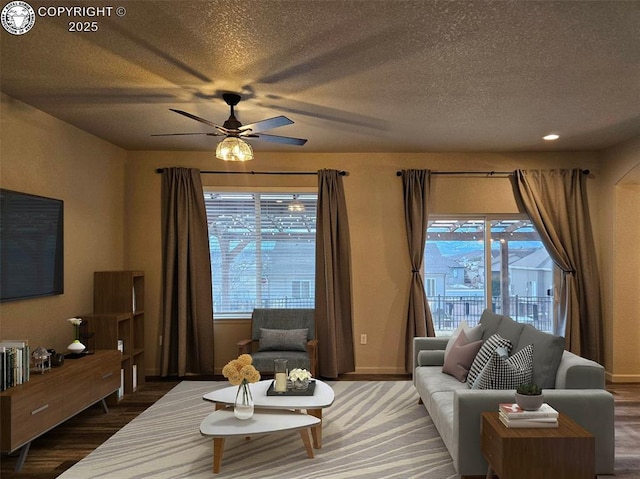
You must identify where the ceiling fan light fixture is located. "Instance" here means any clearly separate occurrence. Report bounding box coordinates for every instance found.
[215,137,254,161]
[288,196,305,212]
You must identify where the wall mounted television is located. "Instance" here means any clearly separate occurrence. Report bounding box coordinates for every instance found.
[0,189,64,302]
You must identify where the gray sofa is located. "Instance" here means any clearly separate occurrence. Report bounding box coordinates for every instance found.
[413,309,615,477]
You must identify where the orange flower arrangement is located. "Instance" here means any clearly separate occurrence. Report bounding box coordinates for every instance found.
[222,354,261,386]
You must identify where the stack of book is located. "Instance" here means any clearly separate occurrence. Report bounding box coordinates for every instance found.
[1,339,30,390]
[498,402,559,428]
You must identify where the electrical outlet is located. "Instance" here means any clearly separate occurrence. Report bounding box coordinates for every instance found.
[360,334,367,345]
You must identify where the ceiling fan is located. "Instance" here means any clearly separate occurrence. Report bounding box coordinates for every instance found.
[153,93,307,161]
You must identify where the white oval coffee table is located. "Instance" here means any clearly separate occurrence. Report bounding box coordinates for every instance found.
[203,379,334,448]
[200,408,320,473]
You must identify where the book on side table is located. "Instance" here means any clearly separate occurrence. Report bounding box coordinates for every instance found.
[498,402,559,428]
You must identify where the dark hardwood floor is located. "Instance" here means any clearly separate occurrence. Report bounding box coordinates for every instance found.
[610,383,640,475]
[1,380,179,479]
[2,379,638,478]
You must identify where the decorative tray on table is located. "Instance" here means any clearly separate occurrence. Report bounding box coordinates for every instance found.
[266,380,316,396]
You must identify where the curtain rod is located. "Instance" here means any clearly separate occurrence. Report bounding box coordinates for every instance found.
[395,169,590,176]
[156,168,348,176]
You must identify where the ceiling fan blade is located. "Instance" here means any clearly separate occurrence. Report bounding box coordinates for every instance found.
[239,115,293,134]
[250,133,307,146]
[258,95,388,131]
[254,25,404,93]
[169,109,227,131]
[151,132,223,137]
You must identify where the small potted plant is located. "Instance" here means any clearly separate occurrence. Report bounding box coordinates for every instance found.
[515,383,544,411]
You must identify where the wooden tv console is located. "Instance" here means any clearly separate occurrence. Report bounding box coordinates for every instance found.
[0,350,121,471]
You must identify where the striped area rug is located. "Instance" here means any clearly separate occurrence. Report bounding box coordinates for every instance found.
[57,381,457,478]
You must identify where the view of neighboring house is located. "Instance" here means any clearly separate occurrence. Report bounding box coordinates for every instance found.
[506,247,553,298]
[263,241,315,308]
[423,242,467,297]
[210,238,316,313]
[425,240,554,333]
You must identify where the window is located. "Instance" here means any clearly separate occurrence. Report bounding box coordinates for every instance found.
[292,280,311,299]
[205,192,317,316]
[425,217,555,335]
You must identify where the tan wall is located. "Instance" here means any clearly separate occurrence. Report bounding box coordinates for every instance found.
[0,94,127,352]
[600,138,640,383]
[4,95,634,381]
[125,151,601,376]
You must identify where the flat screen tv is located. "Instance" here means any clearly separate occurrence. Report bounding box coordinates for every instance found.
[0,189,64,302]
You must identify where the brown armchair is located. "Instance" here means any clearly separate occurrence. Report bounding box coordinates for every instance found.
[237,308,318,377]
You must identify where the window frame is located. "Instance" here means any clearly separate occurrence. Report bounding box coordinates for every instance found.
[204,186,317,320]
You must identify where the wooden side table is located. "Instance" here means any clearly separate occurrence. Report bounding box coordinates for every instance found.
[481,412,595,479]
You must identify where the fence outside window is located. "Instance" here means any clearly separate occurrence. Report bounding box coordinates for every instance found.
[430,294,554,334]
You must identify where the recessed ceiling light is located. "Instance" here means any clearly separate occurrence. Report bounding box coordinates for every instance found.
[543,134,560,141]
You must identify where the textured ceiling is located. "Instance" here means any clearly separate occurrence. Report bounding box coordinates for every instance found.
[1,0,639,153]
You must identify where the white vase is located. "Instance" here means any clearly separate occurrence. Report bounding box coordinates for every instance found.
[234,382,254,420]
[67,340,85,354]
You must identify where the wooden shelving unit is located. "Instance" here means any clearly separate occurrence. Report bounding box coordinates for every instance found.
[83,271,145,402]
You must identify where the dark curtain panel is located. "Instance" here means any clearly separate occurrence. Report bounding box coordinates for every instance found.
[401,170,435,372]
[514,169,603,363]
[315,169,355,378]
[160,168,214,376]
